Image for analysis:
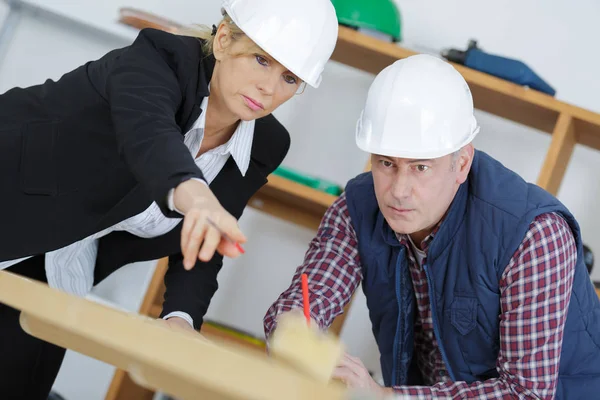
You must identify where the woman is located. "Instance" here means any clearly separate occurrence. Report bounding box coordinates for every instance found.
[0,0,339,397]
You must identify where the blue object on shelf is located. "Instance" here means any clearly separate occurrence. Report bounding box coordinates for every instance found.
[442,40,556,96]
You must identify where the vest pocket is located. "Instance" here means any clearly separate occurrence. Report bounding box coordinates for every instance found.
[450,296,477,335]
[448,296,500,380]
[20,121,59,196]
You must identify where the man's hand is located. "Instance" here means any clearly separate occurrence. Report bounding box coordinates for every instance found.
[333,353,391,397]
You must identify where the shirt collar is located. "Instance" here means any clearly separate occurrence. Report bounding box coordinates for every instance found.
[394,220,442,253]
[223,118,255,176]
[198,89,255,176]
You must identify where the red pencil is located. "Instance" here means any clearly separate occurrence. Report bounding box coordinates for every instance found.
[301,273,310,326]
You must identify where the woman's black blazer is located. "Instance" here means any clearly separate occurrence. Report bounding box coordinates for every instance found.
[0,28,291,329]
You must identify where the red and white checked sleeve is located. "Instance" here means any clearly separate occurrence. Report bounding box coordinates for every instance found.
[263,193,363,338]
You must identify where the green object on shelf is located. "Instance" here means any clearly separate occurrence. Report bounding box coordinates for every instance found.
[330,0,402,42]
[273,166,343,196]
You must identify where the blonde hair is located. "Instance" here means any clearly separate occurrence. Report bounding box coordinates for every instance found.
[178,13,248,56]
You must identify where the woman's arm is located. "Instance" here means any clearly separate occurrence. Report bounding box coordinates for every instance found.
[160,113,292,329]
[105,29,245,263]
[161,252,223,330]
[105,29,203,217]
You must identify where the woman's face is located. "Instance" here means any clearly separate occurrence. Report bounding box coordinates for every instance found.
[211,24,302,121]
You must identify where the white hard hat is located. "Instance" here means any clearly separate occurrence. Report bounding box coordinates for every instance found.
[221,0,339,88]
[355,54,480,159]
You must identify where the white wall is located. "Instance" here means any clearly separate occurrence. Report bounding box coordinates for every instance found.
[0,3,7,23]
[0,0,599,398]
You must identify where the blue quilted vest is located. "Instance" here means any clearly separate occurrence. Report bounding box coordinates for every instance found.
[345,150,600,399]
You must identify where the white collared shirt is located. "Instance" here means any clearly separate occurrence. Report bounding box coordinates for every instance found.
[0,94,255,328]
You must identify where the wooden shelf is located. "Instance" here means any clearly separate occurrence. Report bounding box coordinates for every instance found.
[249,175,338,230]
[333,26,600,143]
[149,304,162,318]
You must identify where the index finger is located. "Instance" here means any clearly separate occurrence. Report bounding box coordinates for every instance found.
[217,216,247,244]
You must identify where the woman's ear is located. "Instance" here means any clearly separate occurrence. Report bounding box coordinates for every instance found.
[212,23,232,61]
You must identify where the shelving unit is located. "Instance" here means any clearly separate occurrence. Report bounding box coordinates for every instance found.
[248,174,338,230]
[106,7,600,400]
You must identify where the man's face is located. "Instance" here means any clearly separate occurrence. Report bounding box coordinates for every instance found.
[371,145,474,243]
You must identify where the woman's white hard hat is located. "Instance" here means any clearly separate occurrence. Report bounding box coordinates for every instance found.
[221,0,339,88]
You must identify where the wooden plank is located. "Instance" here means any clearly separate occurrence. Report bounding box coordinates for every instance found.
[138,278,348,396]
[105,259,168,400]
[248,194,324,231]
[0,271,346,400]
[138,258,167,315]
[152,304,267,353]
[258,175,338,214]
[104,371,154,400]
[331,28,416,76]
[149,292,341,349]
[575,116,600,151]
[468,84,559,134]
[119,7,182,32]
[566,98,600,143]
[536,113,577,195]
[106,320,268,400]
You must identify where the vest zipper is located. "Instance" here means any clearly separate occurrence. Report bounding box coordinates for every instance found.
[391,250,404,386]
[423,263,457,382]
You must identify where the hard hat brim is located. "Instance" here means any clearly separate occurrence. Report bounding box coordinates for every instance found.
[357,126,480,160]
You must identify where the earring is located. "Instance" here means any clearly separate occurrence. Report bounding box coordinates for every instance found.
[211,24,217,36]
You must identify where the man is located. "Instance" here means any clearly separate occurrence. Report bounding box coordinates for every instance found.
[263,54,600,399]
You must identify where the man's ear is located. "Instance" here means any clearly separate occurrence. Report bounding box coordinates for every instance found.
[456,144,474,184]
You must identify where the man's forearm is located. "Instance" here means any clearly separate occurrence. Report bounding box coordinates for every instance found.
[263,267,356,337]
[263,193,363,338]
[392,377,544,399]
